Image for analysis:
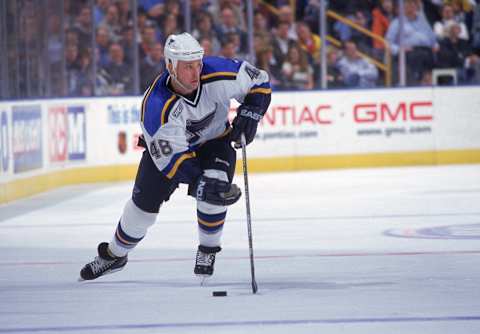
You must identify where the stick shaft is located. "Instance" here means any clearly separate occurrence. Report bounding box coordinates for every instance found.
[241,134,258,294]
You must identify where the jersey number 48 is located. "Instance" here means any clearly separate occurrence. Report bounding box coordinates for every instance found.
[149,139,172,158]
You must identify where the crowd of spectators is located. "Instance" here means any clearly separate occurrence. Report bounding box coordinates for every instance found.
[4,0,480,99]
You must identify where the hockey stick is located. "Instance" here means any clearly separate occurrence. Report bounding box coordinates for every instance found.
[240,133,258,294]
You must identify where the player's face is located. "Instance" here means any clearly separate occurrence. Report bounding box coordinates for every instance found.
[176,60,202,93]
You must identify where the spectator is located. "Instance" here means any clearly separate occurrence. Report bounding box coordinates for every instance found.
[192,13,221,55]
[100,4,123,43]
[277,5,298,40]
[139,25,158,60]
[47,14,63,65]
[163,0,184,28]
[254,12,273,42]
[433,4,469,40]
[219,39,237,58]
[77,49,95,96]
[65,43,82,96]
[73,6,94,49]
[386,0,438,84]
[161,14,181,44]
[371,0,394,58]
[65,44,80,73]
[303,0,321,33]
[326,48,344,88]
[136,11,156,40]
[139,0,164,21]
[272,21,297,67]
[120,24,135,65]
[336,40,379,88]
[116,0,131,27]
[224,32,247,59]
[98,43,133,95]
[140,42,165,92]
[296,21,321,65]
[436,21,472,68]
[190,0,210,17]
[65,28,80,49]
[199,37,214,56]
[211,0,246,31]
[281,44,314,90]
[473,3,480,51]
[95,26,111,68]
[215,6,247,51]
[333,10,371,54]
[256,45,282,89]
[94,0,111,26]
[444,0,475,21]
[465,52,480,84]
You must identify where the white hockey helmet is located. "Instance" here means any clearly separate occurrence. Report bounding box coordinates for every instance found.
[164,32,204,74]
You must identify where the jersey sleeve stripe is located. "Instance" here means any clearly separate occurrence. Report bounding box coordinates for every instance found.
[161,95,179,126]
[201,71,237,84]
[249,87,272,94]
[201,71,237,80]
[164,151,196,179]
[141,74,162,122]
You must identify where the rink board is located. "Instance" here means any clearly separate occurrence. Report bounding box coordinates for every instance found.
[1,86,480,203]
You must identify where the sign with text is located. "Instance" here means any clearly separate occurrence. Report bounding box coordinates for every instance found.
[12,105,42,173]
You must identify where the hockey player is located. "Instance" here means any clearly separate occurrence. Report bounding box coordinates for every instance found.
[79,32,271,281]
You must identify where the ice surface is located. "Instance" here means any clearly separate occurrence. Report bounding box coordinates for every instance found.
[1,165,480,333]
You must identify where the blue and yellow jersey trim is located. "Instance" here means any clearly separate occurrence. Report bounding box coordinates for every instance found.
[244,82,272,112]
[248,82,272,95]
[162,151,196,179]
[141,72,180,136]
[201,71,237,83]
[141,74,162,123]
[160,95,179,126]
[200,56,242,84]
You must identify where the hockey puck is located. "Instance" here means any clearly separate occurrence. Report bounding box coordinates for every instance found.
[212,291,227,297]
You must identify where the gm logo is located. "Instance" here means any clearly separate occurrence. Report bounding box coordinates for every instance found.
[68,106,86,160]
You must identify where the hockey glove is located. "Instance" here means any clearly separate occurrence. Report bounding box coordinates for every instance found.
[191,175,242,206]
[230,104,263,146]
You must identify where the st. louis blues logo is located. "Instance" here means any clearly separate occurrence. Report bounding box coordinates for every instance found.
[186,109,216,143]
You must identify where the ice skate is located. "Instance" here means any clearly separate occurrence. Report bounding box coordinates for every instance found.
[79,242,128,281]
[194,245,221,283]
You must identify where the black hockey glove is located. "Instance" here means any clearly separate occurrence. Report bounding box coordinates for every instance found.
[190,176,242,206]
[230,104,263,146]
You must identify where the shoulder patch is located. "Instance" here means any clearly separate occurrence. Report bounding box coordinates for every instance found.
[244,64,261,80]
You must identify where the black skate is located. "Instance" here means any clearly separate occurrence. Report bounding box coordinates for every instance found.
[194,245,221,277]
[79,242,128,281]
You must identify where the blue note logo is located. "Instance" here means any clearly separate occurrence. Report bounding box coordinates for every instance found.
[186,108,216,144]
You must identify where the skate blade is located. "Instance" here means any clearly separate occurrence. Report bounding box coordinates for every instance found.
[196,274,212,286]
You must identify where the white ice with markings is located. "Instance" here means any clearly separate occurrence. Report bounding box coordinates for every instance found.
[1,165,480,333]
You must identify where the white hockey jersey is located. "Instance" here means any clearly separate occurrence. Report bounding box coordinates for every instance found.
[140,56,271,183]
